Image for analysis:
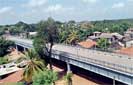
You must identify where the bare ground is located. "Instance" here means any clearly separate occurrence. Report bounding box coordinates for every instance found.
[5,50,100,85]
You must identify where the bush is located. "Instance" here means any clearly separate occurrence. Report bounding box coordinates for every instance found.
[0,37,14,56]
[0,57,8,65]
[32,70,58,85]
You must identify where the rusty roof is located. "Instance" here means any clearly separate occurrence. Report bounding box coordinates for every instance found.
[116,47,133,56]
[78,40,97,48]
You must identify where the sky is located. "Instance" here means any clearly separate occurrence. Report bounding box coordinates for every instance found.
[0,0,133,25]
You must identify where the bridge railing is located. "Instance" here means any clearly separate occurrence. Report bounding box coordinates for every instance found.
[57,44,133,59]
[52,50,133,75]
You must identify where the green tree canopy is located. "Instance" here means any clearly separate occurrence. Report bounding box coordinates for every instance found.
[97,38,110,50]
[0,57,8,65]
[0,37,14,56]
[33,17,59,70]
[65,30,79,45]
[23,49,46,83]
[64,72,73,85]
[32,69,58,85]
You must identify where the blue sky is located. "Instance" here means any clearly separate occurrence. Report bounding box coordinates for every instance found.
[0,0,133,25]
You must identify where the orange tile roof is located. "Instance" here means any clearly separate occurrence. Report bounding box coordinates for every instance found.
[78,40,97,48]
[0,70,23,83]
[116,47,133,56]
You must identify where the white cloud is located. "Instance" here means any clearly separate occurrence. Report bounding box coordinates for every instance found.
[112,2,125,8]
[45,4,74,13]
[0,7,12,14]
[46,4,62,12]
[82,0,98,3]
[25,0,47,7]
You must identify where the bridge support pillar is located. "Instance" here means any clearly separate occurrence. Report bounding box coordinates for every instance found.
[24,47,26,52]
[113,76,116,85]
[67,62,71,73]
[16,45,18,53]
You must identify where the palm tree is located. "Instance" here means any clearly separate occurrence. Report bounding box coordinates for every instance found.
[97,38,110,50]
[23,49,46,83]
[66,30,79,45]
[64,72,73,85]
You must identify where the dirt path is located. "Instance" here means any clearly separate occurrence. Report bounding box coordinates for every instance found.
[4,50,100,85]
[0,70,23,83]
[6,49,24,61]
[51,66,99,85]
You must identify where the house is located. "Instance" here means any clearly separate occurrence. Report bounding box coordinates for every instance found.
[29,32,37,36]
[112,33,124,41]
[88,31,101,40]
[124,28,133,40]
[99,33,124,43]
[125,40,133,47]
[20,32,27,38]
[128,28,133,31]
[123,28,133,47]
[98,33,114,43]
[88,32,124,43]
[88,32,125,49]
[78,39,97,49]
[124,31,133,39]
[20,32,37,38]
[93,31,102,36]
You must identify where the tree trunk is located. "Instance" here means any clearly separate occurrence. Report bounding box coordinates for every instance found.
[68,79,72,85]
[49,58,53,70]
[49,43,53,70]
[70,79,72,85]
[52,82,55,85]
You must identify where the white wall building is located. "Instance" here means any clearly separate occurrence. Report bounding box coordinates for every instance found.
[126,40,133,47]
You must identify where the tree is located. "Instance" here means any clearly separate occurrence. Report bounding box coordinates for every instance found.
[0,28,4,36]
[97,38,110,50]
[0,37,14,56]
[65,30,79,45]
[32,69,58,85]
[23,49,46,83]
[64,73,73,85]
[34,17,59,70]
[33,37,46,58]
[0,57,8,65]
[8,21,36,36]
[59,31,69,43]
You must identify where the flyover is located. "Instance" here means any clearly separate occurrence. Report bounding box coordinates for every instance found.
[8,36,133,85]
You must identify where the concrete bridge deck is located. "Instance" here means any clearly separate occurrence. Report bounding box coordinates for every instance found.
[8,36,133,71]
